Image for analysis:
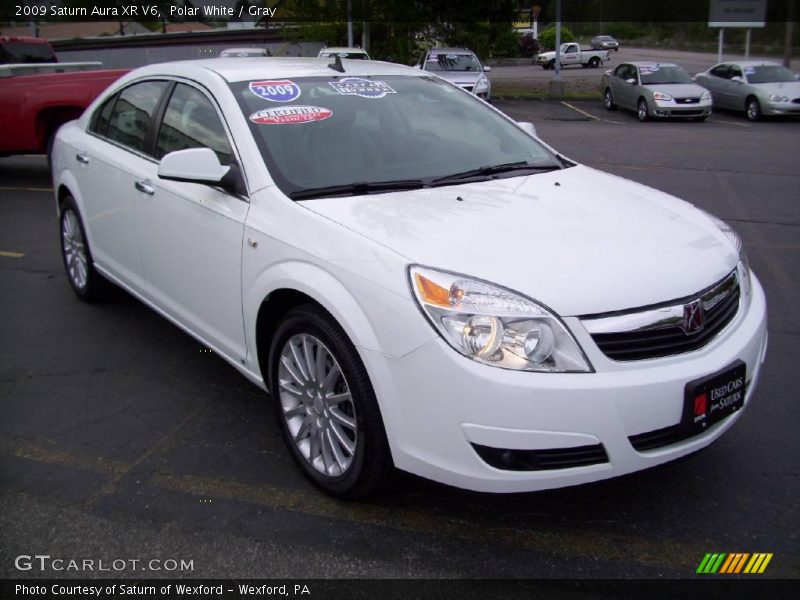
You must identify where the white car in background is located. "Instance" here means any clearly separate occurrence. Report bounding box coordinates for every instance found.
[416,47,492,100]
[52,58,767,498]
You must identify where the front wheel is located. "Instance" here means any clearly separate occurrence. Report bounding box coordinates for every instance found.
[547,60,555,70]
[59,195,109,301]
[637,98,650,122]
[746,97,762,121]
[604,88,617,111]
[268,304,392,499]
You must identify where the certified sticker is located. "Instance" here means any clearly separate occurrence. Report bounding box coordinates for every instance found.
[328,77,396,99]
[248,79,301,102]
[249,105,333,125]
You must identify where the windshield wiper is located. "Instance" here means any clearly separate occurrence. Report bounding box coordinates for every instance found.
[289,179,425,200]
[431,161,561,186]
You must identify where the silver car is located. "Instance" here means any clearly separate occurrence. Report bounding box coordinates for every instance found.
[695,61,800,121]
[602,62,712,122]
[416,48,491,101]
[591,35,619,51]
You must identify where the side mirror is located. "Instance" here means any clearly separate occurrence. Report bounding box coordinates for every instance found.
[731,76,744,83]
[159,147,230,184]
[517,121,537,138]
[158,148,243,195]
[626,78,637,85]
[483,65,492,72]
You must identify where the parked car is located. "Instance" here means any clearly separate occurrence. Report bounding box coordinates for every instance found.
[52,58,766,498]
[416,47,491,100]
[220,47,270,57]
[694,61,800,121]
[602,62,712,122]
[537,43,610,70]
[0,36,127,160]
[318,47,370,60]
[591,35,619,51]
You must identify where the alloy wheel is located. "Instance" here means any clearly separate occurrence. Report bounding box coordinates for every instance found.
[277,333,358,477]
[62,209,88,290]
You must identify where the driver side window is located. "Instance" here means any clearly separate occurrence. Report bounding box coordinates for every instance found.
[710,65,730,79]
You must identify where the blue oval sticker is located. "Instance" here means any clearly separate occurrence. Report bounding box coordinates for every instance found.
[249,79,301,102]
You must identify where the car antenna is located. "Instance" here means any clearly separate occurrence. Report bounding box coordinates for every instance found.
[328,54,345,73]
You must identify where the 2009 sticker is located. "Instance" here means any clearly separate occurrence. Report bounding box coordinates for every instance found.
[328,77,396,99]
[249,105,333,125]
[248,79,301,102]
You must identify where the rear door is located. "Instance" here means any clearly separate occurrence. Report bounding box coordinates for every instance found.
[74,80,169,290]
[137,81,249,361]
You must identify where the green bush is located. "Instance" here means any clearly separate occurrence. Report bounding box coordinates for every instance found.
[492,28,522,58]
[537,26,575,51]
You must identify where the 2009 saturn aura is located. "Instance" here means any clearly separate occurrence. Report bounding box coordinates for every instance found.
[52,58,767,498]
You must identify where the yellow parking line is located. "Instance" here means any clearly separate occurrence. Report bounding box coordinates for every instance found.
[707,119,750,127]
[0,186,53,192]
[561,101,600,120]
[0,251,25,258]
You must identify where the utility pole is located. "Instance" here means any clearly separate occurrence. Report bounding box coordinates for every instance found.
[548,0,565,98]
[784,0,796,68]
[347,0,354,47]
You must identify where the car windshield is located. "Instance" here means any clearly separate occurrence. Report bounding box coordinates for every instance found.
[0,41,56,64]
[230,75,561,199]
[744,65,796,83]
[639,65,692,85]
[597,36,613,41]
[425,53,481,72]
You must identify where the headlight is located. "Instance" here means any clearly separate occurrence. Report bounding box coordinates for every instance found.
[769,94,789,102]
[701,90,712,101]
[409,266,592,373]
[702,211,752,310]
[653,92,673,101]
[474,76,489,92]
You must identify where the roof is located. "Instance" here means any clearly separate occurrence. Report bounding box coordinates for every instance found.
[139,57,421,83]
[723,60,781,67]
[626,62,679,68]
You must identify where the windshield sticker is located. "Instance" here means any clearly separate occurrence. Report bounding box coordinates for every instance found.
[328,77,396,99]
[248,80,301,102]
[249,105,332,125]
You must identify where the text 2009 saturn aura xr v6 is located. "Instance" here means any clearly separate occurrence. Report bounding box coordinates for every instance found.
[52,58,767,498]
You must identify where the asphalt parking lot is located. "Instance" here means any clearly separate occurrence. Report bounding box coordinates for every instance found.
[1,100,798,580]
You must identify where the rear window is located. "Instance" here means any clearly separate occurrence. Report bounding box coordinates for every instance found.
[0,41,56,64]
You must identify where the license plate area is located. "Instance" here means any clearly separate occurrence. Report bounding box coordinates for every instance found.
[682,360,746,437]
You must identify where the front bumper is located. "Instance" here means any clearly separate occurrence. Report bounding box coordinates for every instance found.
[763,100,800,116]
[652,98,713,118]
[362,274,767,493]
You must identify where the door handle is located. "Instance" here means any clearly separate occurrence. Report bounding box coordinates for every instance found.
[134,180,155,195]
[76,152,89,164]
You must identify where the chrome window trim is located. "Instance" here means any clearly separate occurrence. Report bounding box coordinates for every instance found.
[582,270,739,335]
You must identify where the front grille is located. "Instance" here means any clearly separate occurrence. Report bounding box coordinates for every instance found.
[671,109,704,116]
[587,272,740,361]
[675,97,700,104]
[472,443,608,471]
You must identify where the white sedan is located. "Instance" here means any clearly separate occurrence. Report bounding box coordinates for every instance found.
[52,58,768,498]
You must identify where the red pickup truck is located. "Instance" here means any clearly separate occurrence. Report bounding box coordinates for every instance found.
[0,36,127,160]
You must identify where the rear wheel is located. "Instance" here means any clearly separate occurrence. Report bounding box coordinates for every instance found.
[588,57,600,68]
[746,96,762,121]
[637,98,650,122]
[603,88,617,111]
[268,304,392,499]
[59,195,108,301]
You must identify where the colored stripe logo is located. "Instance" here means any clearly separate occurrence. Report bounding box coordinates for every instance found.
[697,552,773,574]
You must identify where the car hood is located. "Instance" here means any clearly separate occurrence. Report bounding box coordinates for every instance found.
[750,81,800,95]
[302,166,738,316]
[645,83,709,97]
[430,70,484,86]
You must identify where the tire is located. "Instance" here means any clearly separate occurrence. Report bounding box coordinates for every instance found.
[746,96,762,121]
[547,60,555,70]
[59,195,109,301]
[637,98,650,122]
[588,57,600,68]
[268,304,391,499]
[603,88,617,111]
